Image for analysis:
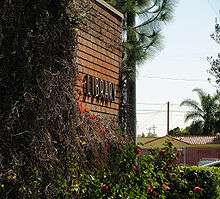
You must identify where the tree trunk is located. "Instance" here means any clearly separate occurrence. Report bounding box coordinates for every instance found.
[126,11,136,141]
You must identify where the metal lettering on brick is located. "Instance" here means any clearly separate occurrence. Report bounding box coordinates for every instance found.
[84,74,116,102]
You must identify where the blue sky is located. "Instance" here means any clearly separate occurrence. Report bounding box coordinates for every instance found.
[136,0,220,136]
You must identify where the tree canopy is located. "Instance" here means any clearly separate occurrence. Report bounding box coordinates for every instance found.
[107,0,176,65]
[180,88,220,135]
[208,22,220,84]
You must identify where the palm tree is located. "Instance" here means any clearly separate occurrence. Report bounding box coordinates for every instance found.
[106,0,176,139]
[180,88,220,135]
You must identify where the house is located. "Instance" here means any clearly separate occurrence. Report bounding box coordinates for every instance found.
[137,135,220,165]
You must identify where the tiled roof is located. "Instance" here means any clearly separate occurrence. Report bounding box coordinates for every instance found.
[173,136,220,145]
[137,136,190,149]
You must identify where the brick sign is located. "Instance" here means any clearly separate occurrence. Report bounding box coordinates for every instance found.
[75,0,123,116]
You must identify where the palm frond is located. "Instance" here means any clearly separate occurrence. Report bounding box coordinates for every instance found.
[192,88,207,101]
[212,91,220,101]
[180,99,203,113]
[184,111,203,123]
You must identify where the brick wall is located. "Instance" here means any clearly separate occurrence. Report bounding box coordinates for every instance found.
[75,0,123,117]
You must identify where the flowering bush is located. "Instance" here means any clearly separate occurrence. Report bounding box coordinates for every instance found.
[55,142,220,199]
[168,166,220,199]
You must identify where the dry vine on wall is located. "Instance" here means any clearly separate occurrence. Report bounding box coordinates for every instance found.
[0,0,86,197]
[0,0,128,198]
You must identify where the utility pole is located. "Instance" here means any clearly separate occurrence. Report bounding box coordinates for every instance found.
[167,101,170,135]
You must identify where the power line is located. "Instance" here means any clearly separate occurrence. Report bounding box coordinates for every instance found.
[137,102,180,105]
[141,75,210,83]
[137,103,166,116]
[137,112,161,115]
[137,109,187,113]
[137,102,166,105]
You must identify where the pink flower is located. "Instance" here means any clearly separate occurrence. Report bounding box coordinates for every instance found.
[193,186,202,193]
[134,146,143,156]
[146,186,153,194]
[100,183,110,193]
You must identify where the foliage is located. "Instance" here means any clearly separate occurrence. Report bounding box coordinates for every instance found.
[0,111,128,198]
[169,166,220,199]
[168,127,185,136]
[0,0,80,197]
[168,124,203,136]
[55,142,180,198]
[55,142,220,199]
[162,166,220,199]
[208,22,220,85]
[184,121,203,135]
[145,132,157,137]
[139,132,157,137]
[180,88,220,135]
[107,0,176,65]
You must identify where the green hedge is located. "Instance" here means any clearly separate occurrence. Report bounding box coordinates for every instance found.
[166,166,220,199]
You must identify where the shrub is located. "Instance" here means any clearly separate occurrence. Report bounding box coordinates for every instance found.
[56,142,181,198]
[56,142,220,199]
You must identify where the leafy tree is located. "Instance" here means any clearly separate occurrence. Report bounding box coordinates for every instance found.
[146,131,157,137]
[184,121,203,135]
[168,127,186,136]
[106,0,176,139]
[208,22,220,84]
[140,131,157,137]
[169,125,203,136]
[180,88,220,135]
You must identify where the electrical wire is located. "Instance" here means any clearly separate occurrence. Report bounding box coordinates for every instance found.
[141,75,209,82]
[137,102,180,105]
[137,109,188,112]
[137,102,166,105]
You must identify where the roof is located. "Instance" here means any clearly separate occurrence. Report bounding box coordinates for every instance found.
[137,135,220,149]
[173,136,220,145]
[137,136,190,149]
